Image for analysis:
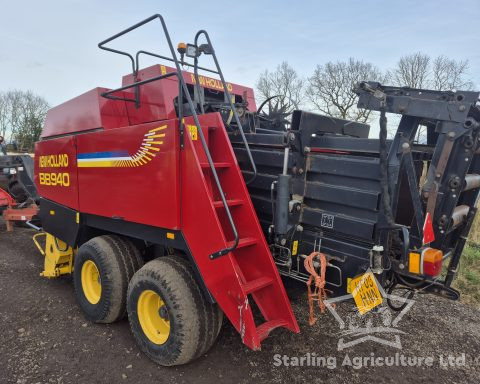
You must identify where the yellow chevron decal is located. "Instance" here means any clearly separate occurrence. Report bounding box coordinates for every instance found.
[77,125,167,168]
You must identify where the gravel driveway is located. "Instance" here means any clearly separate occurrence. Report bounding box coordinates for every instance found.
[1,222,479,384]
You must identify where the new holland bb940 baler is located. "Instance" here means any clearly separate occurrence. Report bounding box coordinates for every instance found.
[33,14,480,366]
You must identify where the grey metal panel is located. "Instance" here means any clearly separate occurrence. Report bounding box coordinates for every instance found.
[305,182,379,211]
[291,110,370,138]
[302,207,376,240]
[250,195,273,215]
[303,152,380,241]
[308,154,380,180]
[304,199,378,222]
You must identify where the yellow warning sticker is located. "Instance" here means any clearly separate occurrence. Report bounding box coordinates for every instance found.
[349,271,383,315]
[292,240,298,256]
[346,277,352,293]
[188,125,198,140]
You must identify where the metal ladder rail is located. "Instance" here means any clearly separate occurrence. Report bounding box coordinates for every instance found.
[98,14,238,259]
[193,30,257,184]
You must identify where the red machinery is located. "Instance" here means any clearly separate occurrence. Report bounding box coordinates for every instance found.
[0,187,38,231]
[34,13,480,367]
[34,15,297,366]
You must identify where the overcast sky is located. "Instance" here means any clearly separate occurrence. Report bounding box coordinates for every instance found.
[1,0,479,107]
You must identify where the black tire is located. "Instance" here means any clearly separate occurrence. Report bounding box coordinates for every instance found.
[8,181,28,204]
[127,256,221,366]
[73,235,143,323]
[166,256,223,358]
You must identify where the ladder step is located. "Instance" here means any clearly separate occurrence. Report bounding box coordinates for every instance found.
[200,162,231,169]
[256,319,288,342]
[227,237,257,249]
[241,276,273,294]
[212,199,244,208]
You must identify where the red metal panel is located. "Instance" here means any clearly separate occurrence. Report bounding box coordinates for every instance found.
[76,120,180,229]
[0,187,14,207]
[34,136,79,210]
[122,66,177,125]
[121,64,258,121]
[42,88,130,138]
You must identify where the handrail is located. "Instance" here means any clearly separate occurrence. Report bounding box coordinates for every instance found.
[101,71,179,101]
[98,14,239,259]
[135,50,219,75]
[193,30,257,185]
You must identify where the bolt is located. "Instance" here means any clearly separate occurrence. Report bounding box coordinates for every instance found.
[399,263,405,269]
[304,146,311,153]
[459,105,466,112]
[448,132,456,138]
[289,132,295,141]
[158,306,169,320]
[280,238,287,246]
[465,158,469,162]
[298,168,304,174]
[401,142,410,150]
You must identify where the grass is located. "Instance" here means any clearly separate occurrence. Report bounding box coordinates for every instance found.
[468,210,480,244]
[452,242,480,308]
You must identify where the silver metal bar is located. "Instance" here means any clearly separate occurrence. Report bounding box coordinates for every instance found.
[463,174,480,191]
[25,221,42,231]
[282,147,289,175]
[452,205,470,227]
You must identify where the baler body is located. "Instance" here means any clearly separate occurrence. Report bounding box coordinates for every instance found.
[33,15,480,361]
[35,64,299,351]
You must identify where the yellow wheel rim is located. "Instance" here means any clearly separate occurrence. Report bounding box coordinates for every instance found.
[81,260,102,304]
[137,290,170,345]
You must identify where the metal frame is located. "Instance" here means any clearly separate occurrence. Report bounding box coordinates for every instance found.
[355,82,480,294]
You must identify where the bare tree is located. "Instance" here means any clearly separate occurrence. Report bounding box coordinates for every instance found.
[307,58,384,123]
[388,53,472,91]
[0,90,49,152]
[256,61,305,114]
[432,55,473,91]
[388,52,431,88]
[0,94,9,139]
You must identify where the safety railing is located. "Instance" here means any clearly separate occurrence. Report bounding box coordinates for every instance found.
[97,14,251,258]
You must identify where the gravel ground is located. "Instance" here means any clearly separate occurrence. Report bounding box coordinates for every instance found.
[1,222,480,384]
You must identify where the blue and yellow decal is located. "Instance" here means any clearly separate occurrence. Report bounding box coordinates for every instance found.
[77,125,167,168]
